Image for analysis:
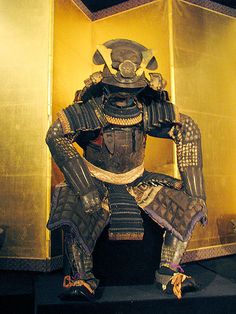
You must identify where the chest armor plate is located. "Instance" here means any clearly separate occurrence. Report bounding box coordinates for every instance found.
[84,126,146,173]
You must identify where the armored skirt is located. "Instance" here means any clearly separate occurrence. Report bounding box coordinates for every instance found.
[47,169,206,256]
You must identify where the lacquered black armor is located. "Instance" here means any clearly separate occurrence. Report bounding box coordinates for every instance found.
[85,125,145,173]
[46,39,207,300]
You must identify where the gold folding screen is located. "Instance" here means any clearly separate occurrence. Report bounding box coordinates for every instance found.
[172,0,236,261]
[0,0,54,270]
[0,0,235,270]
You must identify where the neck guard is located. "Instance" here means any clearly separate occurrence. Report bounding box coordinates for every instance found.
[104,97,142,126]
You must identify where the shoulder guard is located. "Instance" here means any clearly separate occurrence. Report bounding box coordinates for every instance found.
[58,96,108,135]
[140,88,180,130]
[143,100,180,130]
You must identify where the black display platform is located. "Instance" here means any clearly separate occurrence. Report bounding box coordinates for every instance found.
[1,215,236,314]
[0,271,34,314]
[34,262,236,314]
[0,256,236,314]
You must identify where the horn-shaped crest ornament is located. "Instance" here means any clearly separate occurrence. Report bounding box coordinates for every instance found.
[93,39,158,88]
[96,45,117,75]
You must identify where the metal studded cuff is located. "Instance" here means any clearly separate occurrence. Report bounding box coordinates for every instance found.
[46,119,79,164]
[170,114,202,170]
[169,114,206,199]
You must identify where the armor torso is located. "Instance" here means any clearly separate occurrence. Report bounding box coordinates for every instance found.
[84,125,146,173]
[57,85,180,175]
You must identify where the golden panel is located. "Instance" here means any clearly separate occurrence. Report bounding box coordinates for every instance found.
[0,1,53,259]
[53,0,92,120]
[172,0,236,251]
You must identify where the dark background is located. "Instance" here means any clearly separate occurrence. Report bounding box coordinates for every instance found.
[81,0,236,12]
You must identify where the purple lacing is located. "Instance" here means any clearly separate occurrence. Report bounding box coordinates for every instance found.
[163,261,184,273]
[144,206,205,242]
[71,272,85,281]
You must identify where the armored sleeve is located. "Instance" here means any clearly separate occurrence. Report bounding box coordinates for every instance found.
[146,100,206,201]
[169,113,206,201]
[46,119,97,197]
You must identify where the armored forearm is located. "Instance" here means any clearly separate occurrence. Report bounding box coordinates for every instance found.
[170,114,206,200]
[46,119,96,197]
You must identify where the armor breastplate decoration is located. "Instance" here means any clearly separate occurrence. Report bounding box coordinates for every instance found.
[84,95,146,173]
[84,126,146,173]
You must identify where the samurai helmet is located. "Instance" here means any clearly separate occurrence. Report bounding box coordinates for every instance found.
[93,39,158,89]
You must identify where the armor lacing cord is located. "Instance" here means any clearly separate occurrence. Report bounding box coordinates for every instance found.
[161,261,184,273]
[107,184,144,240]
[63,275,94,295]
[104,113,142,126]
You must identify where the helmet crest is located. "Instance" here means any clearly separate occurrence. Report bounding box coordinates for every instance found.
[93,39,158,88]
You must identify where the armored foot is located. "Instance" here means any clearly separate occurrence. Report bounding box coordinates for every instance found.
[155,265,199,299]
[59,275,99,301]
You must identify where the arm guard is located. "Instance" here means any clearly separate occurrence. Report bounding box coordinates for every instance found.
[169,114,206,201]
[46,119,100,212]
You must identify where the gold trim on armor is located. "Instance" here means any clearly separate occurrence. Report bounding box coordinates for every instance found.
[104,113,142,126]
[63,275,94,294]
[57,110,72,134]
[136,49,154,76]
[127,184,162,209]
[97,45,117,75]
[84,159,144,184]
[173,105,180,123]
[108,232,144,241]
[170,273,191,300]
[168,126,176,139]
[84,71,103,88]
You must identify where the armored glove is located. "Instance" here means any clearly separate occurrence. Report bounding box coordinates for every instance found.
[80,189,101,214]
